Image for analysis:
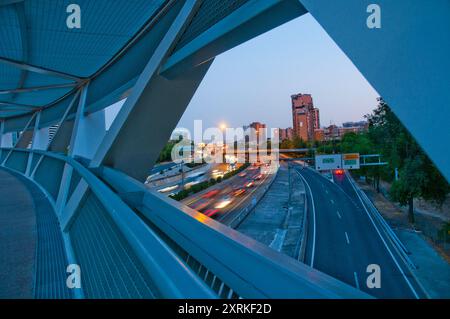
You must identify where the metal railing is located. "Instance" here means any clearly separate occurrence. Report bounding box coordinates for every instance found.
[346,172,416,269]
[98,165,370,298]
[0,147,369,298]
[0,147,215,299]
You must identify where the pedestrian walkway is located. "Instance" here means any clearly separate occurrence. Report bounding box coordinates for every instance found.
[0,168,72,299]
[0,169,36,298]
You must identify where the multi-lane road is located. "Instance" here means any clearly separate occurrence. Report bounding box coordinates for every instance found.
[296,164,427,298]
[175,157,427,298]
[182,164,272,226]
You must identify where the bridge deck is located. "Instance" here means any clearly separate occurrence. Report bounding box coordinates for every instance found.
[0,168,71,299]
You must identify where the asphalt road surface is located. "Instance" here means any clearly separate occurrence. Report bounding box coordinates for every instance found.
[296,165,427,299]
[182,164,272,226]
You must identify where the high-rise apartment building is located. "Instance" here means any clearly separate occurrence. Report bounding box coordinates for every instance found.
[313,108,320,130]
[277,127,293,141]
[291,93,320,141]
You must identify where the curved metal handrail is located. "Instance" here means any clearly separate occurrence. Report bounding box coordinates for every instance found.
[0,147,216,299]
[99,165,371,299]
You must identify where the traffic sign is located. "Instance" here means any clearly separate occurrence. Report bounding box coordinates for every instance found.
[342,153,360,169]
[315,154,342,170]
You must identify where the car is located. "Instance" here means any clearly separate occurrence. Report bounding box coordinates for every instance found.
[233,188,246,196]
[246,181,255,188]
[238,172,247,177]
[203,209,220,218]
[334,169,344,175]
[202,189,219,199]
[215,197,233,209]
[254,174,263,180]
[193,200,209,212]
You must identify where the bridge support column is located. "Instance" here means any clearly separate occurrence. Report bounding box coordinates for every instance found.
[32,127,49,150]
[0,124,13,148]
[26,111,42,176]
[70,84,106,160]
[90,0,211,181]
[71,109,106,160]
[0,121,13,161]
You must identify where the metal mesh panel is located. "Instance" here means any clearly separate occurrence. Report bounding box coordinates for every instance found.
[28,177,72,299]
[29,153,41,174]
[69,191,158,298]
[174,0,250,50]
[33,156,65,200]
[4,151,28,173]
[67,169,81,201]
[0,150,7,164]
[139,214,238,299]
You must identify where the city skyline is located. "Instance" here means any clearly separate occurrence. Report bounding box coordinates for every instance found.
[175,13,379,135]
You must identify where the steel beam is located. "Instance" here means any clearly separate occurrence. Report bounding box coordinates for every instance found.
[161,0,307,77]
[0,57,83,82]
[0,83,78,95]
[90,0,209,181]
[0,101,40,110]
[0,0,24,7]
[25,110,41,175]
[69,83,106,159]
[47,90,80,152]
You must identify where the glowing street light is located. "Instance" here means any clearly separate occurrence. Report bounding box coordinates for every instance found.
[219,123,227,164]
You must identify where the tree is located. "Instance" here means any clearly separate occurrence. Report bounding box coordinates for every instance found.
[156,136,183,163]
[280,139,294,149]
[366,98,449,224]
[292,136,306,148]
[390,156,427,223]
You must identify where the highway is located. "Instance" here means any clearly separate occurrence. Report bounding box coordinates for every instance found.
[182,164,272,226]
[296,164,427,298]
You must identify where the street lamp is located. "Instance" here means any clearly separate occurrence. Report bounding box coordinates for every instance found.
[219,123,227,164]
[255,129,260,163]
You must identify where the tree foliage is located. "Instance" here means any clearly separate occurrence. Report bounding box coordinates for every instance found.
[366,98,449,223]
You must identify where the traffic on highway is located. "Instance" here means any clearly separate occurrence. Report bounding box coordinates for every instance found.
[156,157,431,298]
[182,163,272,226]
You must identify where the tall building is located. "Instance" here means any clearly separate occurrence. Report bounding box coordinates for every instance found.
[321,122,368,141]
[243,122,267,143]
[248,122,266,132]
[277,127,293,141]
[342,121,367,128]
[314,128,324,141]
[291,93,320,141]
[313,108,320,129]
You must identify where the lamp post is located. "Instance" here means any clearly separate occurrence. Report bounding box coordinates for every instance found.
[255,129,259,163]
[220,123,227,165]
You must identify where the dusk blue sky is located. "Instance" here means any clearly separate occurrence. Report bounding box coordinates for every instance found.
[176,13,379,134]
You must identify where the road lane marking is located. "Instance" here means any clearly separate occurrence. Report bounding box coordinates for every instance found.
[330,199,334,204]
[224,171,271,225]
[269,229,287,251]
[354,272,360,289]
[297,170,316,268]
[345,232,350,244]
[325,189,329,194]
[336,211,342,219]
[346,172,420,299]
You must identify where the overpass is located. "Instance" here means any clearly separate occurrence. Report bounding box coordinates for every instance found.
[0,0,449,298]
